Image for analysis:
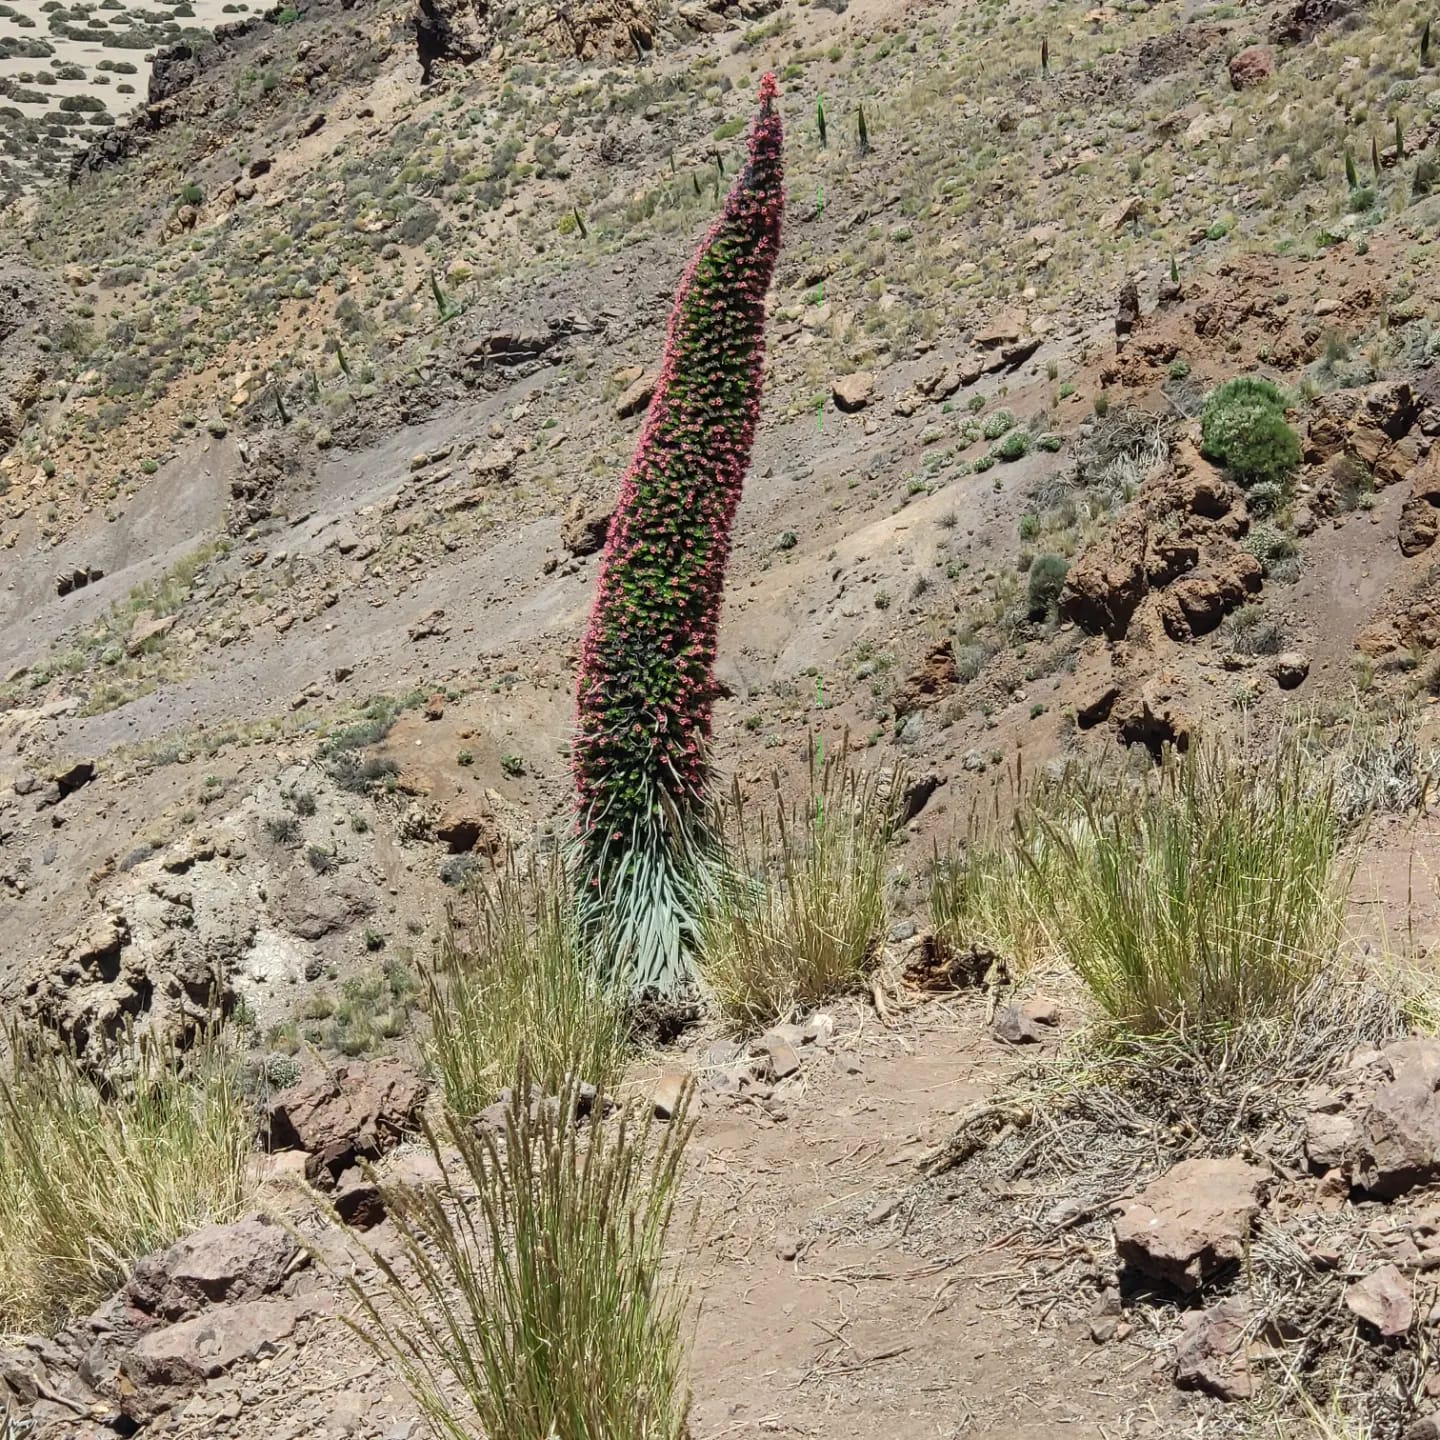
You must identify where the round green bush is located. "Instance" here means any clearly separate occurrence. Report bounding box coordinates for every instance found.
[1027,552,1070,619]
[995,429,1031,462]
[1200,376,1301,488]
[982,408,1015,441]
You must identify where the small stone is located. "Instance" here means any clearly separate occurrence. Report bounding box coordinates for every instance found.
[835,1051,864,1076]
[867,1197,899,1225]
[992,1005,1047,1045]
[1020,996,1060,1026]
[752,1033,802,1079]
[651,1070,688,1120]
[1174,1298,1253,1401]
[1346,1263,1414,1336]
[802,1013,835,1046]
[1101,195,1143,232]
[1272,652,1310,690]
[1113,1157,1268,1293]
[334,1173,386,1230]
[615,372,658,419]
[832,372,876,413]
[774,1233,800,1261]
[125,609,176,657]
[1090,1316,1118,1344]
[1092,1285,1123,1317]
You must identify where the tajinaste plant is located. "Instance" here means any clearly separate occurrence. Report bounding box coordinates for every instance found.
[571,72,785,996]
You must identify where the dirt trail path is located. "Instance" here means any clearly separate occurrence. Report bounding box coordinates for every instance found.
[146,997,1176,1440]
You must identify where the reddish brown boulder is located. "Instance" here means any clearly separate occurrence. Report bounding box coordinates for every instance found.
[1112,1157,1268,1292]
[1228,45,1275,88]
[1157,555,1262,639]
[433,800,502,855]
[267,1058,427,1187]
[1114,682,1195,758]
[1060,512,1148,640]
[894,641,960,718]
[1174,1298,1254,1401]
[127,1217,300,1322]
[1400,452,1440,556]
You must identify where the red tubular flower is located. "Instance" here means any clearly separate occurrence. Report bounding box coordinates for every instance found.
[571,73,785,996]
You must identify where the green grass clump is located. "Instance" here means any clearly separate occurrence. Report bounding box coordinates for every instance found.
[0,1029,253,1333]
[933,739,1347,1038]
[1200,376,1301,489]
[426,856,630,1116]
[1004,742,1341,1035]
[338,1067,694,1440]
[930,827,1056,976]
[700,757,894,1026]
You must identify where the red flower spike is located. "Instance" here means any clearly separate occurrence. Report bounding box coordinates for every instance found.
[570,74,785,995]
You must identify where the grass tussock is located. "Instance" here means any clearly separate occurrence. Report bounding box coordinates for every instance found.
[339,1067,695,1440]
[426,854,631,1117]
[929,760,1073,977]
[932,740,1347,1040]
[1041,741,1344,1035]
[700,752,894,1027]
[0,1028,254,1334]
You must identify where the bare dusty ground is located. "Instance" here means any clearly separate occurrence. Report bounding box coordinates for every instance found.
[122,993,1187,1440]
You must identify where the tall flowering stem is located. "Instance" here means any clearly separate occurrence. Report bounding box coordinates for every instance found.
[571,73,785,996]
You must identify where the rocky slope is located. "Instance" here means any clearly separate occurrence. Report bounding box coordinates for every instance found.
[4,0,1440,1431]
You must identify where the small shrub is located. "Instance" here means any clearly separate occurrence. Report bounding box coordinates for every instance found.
[1026,553,1069,620]
[499,753,525,777]
[1243,523,1301,578]
[1413,154,1440,202]
[321,961,418,1056]
[264,814,299,844]
[1200,376,1301,488]
[440,854,480,888]
[982,408,1015,441]
[1226,603,1285,655]
[995,429,1032,462]
[328,752,399,794]
[337,1067,693,1440]
[306,844,337,875]
[1333,706,1438,826]
[289,789,317,816]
